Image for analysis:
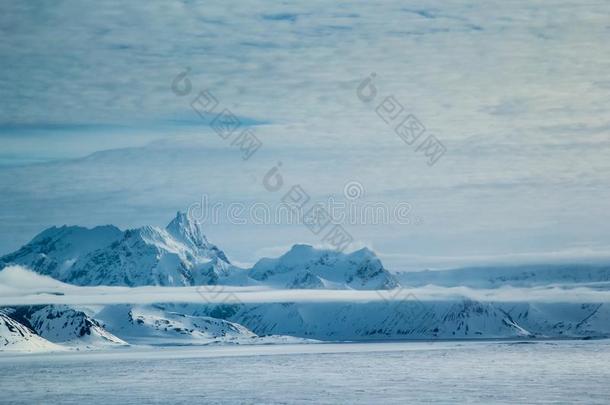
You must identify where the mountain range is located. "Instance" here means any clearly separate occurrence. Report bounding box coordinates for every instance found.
[0,212,392,289]
[1,212,610,352]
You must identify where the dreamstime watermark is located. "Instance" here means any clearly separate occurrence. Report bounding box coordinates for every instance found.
[258,163,355,252]
[187,191,423,226]
[344,180,365,200]
[169,71,430,324]
[357,72,446,166]
[170,68,353,251]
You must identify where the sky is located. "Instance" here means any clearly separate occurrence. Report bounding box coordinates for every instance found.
[1,0,610,271]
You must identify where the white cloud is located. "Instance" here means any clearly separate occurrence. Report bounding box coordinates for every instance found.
[2,266,610,307]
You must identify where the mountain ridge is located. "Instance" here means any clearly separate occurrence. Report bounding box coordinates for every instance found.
[2,213,610,352]
[0,213,397,290]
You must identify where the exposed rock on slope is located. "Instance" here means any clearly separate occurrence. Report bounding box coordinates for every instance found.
[6,305,126,348]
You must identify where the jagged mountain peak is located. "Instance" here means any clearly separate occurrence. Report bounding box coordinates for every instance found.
[166,211,208,243]
[165,212,229,263]
[67,218,233,286]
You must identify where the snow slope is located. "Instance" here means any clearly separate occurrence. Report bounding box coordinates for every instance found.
[166,300,527,341]
[0,310,61,352]
[91,304,257,345]
[6,305,126,348]
[173,299,610,341]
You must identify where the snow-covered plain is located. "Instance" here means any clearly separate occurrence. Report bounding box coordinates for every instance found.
[1,340,609,404]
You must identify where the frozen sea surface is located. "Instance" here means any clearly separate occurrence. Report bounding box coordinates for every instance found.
[1,340,610,404]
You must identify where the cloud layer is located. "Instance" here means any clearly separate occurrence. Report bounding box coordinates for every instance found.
[2,266,610,307]
[1,1,610,269]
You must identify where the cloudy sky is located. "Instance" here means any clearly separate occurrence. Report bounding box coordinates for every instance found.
[1,0,609,270]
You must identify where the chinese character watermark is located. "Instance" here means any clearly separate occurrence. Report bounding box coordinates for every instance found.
[357,73,446,166]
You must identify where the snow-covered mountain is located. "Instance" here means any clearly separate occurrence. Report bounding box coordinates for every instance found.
[69,224,233,286]
[249,244,397,290]
[173,299,610,341]
[4,299,609,351]
[0,212,236,287]
[6,305,126,348]
[0,215,398,290]
[0,310,61,352]
[3,213,610,351]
